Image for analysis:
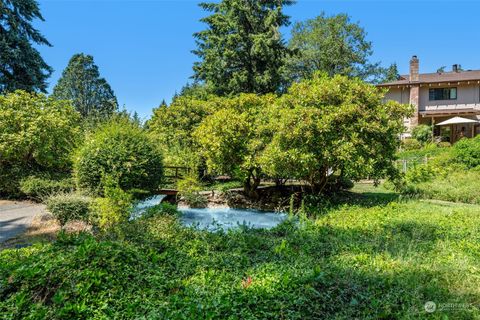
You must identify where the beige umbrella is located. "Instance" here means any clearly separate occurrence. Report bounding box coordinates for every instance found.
[436,116,478,126]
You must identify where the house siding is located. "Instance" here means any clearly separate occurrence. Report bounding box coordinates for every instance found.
[419,83,480,111]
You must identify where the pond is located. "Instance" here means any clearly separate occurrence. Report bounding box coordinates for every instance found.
[131,195,288,231]
[179,207,287,231]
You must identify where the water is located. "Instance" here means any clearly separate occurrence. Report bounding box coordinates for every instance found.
[179,207,287,231]
[130,195,166,219]
[131,195,288,231]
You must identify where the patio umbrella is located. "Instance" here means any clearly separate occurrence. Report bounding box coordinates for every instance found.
[435,116,479,126]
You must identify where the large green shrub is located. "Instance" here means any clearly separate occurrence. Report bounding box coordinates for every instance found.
[0,91,80,196]
[411,124,432,145]
[46,193,92,226]
[453,135,480,169]
[73,119,164,196]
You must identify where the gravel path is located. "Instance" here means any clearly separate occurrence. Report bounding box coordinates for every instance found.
[0,200,46,243]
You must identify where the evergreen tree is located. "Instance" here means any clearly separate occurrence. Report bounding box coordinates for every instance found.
[52,53,117,118]
[382,63,400,82]
[0,0,52,93]
[193,0,295,95]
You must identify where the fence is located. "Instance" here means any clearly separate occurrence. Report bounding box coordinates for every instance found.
[395,157,429,173]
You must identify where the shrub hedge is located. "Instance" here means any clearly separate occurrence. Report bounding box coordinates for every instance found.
[73,119,164,196]
[46,193,93,226]
[19,176,75,201]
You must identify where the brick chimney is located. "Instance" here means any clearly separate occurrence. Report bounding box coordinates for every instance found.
[409,55,419,82]
[409,55,420,128]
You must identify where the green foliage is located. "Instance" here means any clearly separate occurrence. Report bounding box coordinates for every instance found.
[381,63,400,82]
[401,138,422,151]
[453,135,480,169]
[141,203,179,219]
[193,0,294,95]
[46,193,92,226]
[52,53,118,119]
[203,180,244,193]
[412,124,433,145]
[0,90,81,195]
[437,141,451,148]
[2,195,480,318]
[287,13,384,83]
[73,119,164,196]
[90,179,133,231]
[260,73,412,193]
[177,175,207,208]
[0,0,52,93]
[194,94,277,196]
[148,96,217,168]
[397,142,451,160]
[405,169,480,204]
[395,138,480,204]
[19,176,75,201]
[173,82,212,102]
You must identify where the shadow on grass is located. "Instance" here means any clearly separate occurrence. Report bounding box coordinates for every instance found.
[325,184,401,209]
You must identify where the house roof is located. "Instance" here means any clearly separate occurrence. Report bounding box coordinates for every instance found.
[378,70,480,87]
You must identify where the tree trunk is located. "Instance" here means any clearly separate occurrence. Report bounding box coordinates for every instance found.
[243,169,261,199]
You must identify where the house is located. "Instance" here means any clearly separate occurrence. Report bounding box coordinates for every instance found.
[378,56,480,143]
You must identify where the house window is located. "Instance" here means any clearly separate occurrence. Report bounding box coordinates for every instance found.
[429,87,457,100]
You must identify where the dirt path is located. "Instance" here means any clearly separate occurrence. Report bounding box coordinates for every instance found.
[0,200,46,243]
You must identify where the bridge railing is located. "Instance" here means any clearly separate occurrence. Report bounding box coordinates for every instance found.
[163,166,191,180]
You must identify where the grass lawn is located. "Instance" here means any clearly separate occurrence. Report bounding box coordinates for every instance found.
[1,185,480,319]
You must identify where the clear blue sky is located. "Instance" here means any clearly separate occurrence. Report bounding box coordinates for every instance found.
[36,0,480,119]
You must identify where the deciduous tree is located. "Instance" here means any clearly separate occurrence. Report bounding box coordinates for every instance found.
[260,73,412,193]
[287,13,384,83]
[193,94,277,196]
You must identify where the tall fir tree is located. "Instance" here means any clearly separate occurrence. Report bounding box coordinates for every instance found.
[193,0,295,96]
[0,0,52,93]
[52,53,117,119]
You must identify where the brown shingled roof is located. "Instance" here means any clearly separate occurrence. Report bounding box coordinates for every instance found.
[378,70,480,87]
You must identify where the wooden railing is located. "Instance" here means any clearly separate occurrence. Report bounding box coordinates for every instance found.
[163,166,191,180]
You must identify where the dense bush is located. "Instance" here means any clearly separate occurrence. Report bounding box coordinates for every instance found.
[74,119,164,196]
[453,135,480,168]
[90,179,133,231]
[411,124,432,145]
[46,193,92,226]
[401,138,421,151]
[0,91,80,196]
[19,176,75,201]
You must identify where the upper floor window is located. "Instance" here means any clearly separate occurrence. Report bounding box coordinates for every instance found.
[429,87,457,100]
